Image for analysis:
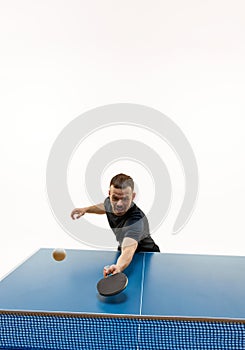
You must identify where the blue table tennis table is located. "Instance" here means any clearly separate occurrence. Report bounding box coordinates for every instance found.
[0,248,244,349]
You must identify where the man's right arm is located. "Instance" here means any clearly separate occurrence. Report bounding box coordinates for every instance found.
[71,203,106,220]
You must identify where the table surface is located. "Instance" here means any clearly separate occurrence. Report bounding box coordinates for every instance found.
[0,248,244,320]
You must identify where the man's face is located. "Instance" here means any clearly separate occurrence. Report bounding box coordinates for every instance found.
[109,185,136,216]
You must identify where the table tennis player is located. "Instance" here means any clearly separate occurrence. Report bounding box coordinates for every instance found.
[71,173,160,277]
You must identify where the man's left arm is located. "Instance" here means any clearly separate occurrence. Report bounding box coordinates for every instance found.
[103,238,138,277]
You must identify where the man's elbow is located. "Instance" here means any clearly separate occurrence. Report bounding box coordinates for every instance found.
[122,242,138,259]
[122,238,138,251]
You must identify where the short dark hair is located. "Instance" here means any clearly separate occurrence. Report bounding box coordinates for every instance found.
[110,173,134,191]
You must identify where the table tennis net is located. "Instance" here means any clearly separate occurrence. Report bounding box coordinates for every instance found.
[0,312,244,350]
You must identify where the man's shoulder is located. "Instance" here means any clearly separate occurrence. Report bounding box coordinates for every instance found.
[127,203,146,218]
[125,203,149,232]
[104,197,111,210]
[104,197,109,203]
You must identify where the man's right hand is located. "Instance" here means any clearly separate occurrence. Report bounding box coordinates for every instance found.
[71,208,87,220]
[103,264,120,277]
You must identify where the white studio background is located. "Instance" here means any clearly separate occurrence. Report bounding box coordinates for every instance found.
[0,0,245,279]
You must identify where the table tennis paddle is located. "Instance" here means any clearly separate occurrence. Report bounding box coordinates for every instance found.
[97,272,128,296]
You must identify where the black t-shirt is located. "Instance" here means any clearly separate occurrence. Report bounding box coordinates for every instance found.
[104,197,150,247]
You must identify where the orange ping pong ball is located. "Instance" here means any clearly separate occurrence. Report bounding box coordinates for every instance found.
[52,248,66,262]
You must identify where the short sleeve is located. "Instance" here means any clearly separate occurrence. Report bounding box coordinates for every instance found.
[122,216,146,243]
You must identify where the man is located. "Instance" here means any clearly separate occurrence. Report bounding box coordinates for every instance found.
[71,173,160,276]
